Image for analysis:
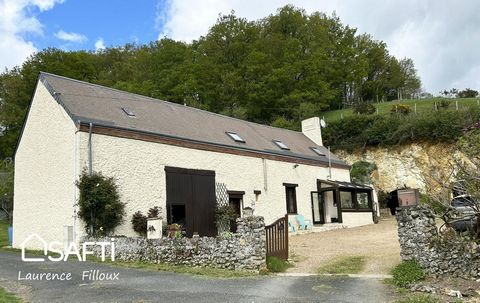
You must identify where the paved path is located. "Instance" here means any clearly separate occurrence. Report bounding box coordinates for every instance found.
[288,217,401,275]
[0,250,396,303]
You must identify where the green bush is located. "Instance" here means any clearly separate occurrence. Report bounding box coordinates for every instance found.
[419,194,446,215]
[391,104,411,115]
[391,260,425,288]
[266,256,291,273]
[377,190,391,209]
[324,107,480,150]
[323,115,378,151]
[436,99,451,109]
[0,160,13,222]
[131,206,163,237]
[77,171,125,237]
[352,102,376,115]
[350,161,376,184]
[131,211,148,237]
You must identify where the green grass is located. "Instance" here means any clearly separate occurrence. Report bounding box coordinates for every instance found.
[391,260,425,288]
[317,256,367,275]
[2,247,254,279]
[266,256,291,273]
[90,257,258,279]
[0,219,10,247]
[320,98,480,123]
[394,294,439,303]
[0,286,22,303]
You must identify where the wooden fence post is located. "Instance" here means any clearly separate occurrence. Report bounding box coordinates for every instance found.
[284,214,289,260]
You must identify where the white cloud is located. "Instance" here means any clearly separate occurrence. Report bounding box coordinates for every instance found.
[54,30,87,43]
[94,38,106,51]
[157,0,480,93]
[0,0,64,70]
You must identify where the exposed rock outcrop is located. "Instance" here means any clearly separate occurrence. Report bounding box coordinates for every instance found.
[337,143,467,193]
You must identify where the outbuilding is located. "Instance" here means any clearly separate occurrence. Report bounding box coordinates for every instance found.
[13,72,377,248]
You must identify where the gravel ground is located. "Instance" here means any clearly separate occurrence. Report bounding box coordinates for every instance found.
[288,217,401,275]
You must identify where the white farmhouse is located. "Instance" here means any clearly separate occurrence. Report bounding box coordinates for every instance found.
[13,72,376,248]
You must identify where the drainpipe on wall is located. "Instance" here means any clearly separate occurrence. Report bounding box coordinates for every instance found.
[262,158,268,192]
[88,122,93,235]
[327,146,332,180]
[88,122,93,176]
[73,120,81,242]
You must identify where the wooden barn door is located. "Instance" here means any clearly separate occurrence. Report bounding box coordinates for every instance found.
[165,167,216,237]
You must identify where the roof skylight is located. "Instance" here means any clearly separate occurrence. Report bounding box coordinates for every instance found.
[226,132,245,143]
[273,140,290,150]
[311,147,326,156]
[121,107,135,117]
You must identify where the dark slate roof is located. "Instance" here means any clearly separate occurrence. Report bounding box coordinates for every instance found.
[39,72,347,166]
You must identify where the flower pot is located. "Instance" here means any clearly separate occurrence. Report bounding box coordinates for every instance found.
[147,218,162,239]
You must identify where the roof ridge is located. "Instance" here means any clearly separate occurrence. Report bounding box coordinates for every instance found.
[39,71,306,136]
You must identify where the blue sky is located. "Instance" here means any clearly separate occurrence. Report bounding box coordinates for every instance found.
[27,0,165,51]
[1,0,480,93]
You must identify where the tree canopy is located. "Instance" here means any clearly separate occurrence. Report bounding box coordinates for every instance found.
[0,5,421,159]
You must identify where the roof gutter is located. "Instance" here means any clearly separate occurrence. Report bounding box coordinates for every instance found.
[77,121,351,169]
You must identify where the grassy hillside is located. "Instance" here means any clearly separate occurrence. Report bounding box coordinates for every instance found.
[322,105,480,151]
[320,98,480,123]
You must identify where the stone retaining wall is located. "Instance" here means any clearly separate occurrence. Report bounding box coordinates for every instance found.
[396,206,480,278]
[84,216,266,271]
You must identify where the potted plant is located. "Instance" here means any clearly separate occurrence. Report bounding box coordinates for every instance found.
[146,206,163,239]
[166,223,182,238]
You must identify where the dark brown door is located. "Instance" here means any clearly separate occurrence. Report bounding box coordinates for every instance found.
[311,192,323,224]
[165,167,216,237]
[228,196,242,232]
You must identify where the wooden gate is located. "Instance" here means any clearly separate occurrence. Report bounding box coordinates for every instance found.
[265,214,289,260]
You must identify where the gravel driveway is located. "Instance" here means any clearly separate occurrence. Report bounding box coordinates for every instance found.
[288,217,401,275]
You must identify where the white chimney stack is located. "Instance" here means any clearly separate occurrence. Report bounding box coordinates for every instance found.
[301,117,323,146]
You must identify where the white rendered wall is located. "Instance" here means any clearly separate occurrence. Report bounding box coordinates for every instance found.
[77,132,353,238]
[341,212,374,227]
[13,82,77,249]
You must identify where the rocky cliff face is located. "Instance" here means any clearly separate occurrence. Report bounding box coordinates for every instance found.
[336,143,466,193]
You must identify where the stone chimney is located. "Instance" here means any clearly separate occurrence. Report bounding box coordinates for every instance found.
[301,117,323,146]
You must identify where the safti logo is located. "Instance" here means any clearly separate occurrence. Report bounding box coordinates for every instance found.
[20,233,115,262]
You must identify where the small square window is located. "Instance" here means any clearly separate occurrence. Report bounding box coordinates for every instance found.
[311,147,326,156]
[273,140,290,150]
[121,107,135,117]
[226,132,245,143]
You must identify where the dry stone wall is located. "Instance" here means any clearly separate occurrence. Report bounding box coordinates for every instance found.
[84,216,266,271]
[396,206,480,278]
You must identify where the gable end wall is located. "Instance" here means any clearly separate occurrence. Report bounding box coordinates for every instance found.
[13,81,77,249]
